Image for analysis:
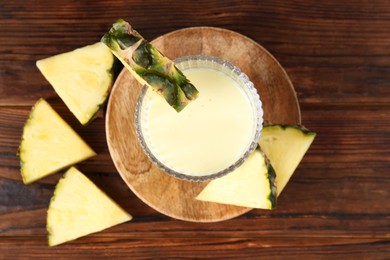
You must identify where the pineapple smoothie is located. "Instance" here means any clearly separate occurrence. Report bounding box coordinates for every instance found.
[135,56,263,181]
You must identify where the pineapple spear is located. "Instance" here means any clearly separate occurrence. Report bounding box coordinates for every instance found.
[101,19,199,112]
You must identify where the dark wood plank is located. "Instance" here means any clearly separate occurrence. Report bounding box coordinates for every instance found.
[1,0,390,257]
[1,237,389,259]
[1,0,389,106]
[2,105,388,177]
[1,106,388,238]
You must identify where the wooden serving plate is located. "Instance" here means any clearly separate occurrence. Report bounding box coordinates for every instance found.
[106,27,301,222]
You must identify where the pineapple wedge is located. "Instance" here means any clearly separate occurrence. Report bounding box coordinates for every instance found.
[36,42,115,125]
[47,167,132,246]
[196,148,276,209]
[19,99,96,184]
[259,125,316,197]
[101,19,199,112]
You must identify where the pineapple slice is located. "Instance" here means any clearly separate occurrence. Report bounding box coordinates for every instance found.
[101,19,199,112]
[196,148,276,209]
[36,42,115,125]
[47,167,132,246]
[19,99,96,184]
[259,125,316,197]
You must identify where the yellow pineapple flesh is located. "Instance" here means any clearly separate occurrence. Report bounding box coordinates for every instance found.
[19,99,96,184]
[196,148,276,209]
[36,42,114,125]
[259,125,316,196]
[47,167,132,246]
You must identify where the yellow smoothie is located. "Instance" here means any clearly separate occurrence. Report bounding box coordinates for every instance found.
[139,65,258,177]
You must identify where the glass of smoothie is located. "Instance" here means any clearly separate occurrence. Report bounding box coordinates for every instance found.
[135,55,263,181]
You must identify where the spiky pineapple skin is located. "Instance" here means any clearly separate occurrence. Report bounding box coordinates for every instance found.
[101,19,199,112]
[262,149,277,208]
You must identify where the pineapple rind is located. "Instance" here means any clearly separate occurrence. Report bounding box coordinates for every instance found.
[101,19,199,112]
[36,42,114,125]
[265,154,277,208]
[196,148,277,209]
[259,125,316,197]
[47,167,132,246]
[19,99,96,184]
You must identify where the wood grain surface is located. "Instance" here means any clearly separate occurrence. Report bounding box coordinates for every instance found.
[1,0,389,259]
[106,27,300,222]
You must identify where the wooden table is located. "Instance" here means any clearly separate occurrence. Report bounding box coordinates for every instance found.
[1,0,389,258]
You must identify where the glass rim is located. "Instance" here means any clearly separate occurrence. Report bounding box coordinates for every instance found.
[134,55,263,182]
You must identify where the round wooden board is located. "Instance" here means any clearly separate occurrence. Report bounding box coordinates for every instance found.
[106,27,301,222]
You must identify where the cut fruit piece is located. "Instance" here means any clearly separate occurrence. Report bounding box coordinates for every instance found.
[47,167,132,246]
[19,99,96,184]
[36,42,115,125]
[259,125,316,197]
[101,19,199,112]
[196,148,276,209]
